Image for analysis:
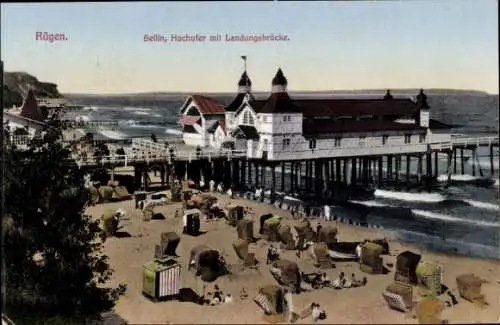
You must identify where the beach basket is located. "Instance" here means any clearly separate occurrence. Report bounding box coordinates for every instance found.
[99,186,114,202]
[313,242,332,269]
[237,219,255,243]
[263,216,281,242]
[456,274,485,304]
[360,242,384,272]
[258,285,285,315]
[101,212,118,237]
[415,297,444,324]
[395,251,421,285]
[158,232,180,257]
[233,238,257,266]
[113,186,132,201]
[416,261,442,297]
[89,186,100,205]
[227,205,245,226]
[386,282,413,307]
[360,258,383,274]
[143,205,164,221]
[317,225,338,245]
[134,191,148,209]
[142,258,181,300]
[277,224,295,250]
[382,291,410,313]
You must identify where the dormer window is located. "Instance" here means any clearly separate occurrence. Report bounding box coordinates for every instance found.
[283,115,291,122]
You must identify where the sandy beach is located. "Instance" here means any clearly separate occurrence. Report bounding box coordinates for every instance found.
[86,191,500,324]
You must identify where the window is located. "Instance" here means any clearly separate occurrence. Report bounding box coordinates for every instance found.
[334,137,342,147]
[283,115,291,122]
[282,138,291,148]
[382,135,389,145]
[419,134,426,143]
[404,134,412,144]
[243,111,254,125]
[309,139,317,149]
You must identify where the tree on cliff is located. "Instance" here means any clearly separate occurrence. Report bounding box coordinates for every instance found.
[2,110,126,323]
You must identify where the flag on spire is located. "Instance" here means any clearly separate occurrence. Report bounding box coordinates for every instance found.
[241,55,247,60]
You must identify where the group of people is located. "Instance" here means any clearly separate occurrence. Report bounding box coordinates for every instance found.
[204,284,233,306]
[310,302,327,322]
[332,272,367,289]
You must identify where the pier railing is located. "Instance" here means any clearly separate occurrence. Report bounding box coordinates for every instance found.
[449,135,498,147]
[74,149,247,167]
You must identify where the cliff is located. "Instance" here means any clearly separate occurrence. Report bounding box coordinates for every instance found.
[3,72,63,108]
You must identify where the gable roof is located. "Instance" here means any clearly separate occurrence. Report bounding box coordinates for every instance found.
[191,94,225,115]
[255,92,302,114]
[20,89,47,122]
[207,120,226,134]
[226,93,246,112]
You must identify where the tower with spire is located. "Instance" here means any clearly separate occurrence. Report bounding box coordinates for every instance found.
[415,89,430,128]
[238,71,252,94]
[271,68,288,93]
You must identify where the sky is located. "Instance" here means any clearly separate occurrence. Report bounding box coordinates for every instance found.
[1,1,498,94]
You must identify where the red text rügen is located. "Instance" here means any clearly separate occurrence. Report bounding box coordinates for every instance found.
[35,32,68,43]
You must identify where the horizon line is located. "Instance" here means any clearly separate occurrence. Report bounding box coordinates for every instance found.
[62,87,496,96]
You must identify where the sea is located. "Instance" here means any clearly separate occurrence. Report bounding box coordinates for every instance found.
[65,92,500,260]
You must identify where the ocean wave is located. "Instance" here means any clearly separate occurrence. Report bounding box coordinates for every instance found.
[411,209,500,228]
[463,199,500,211]
[374,189,445,203]
[132,111,150,116]
[349,200,391,207]
[468,157,499,170]
[165,128,182,135]
[99,130,126,140]
[392,229,500,260]
[437,174,483,182]
[130,124,164,129]
[83,106,100,111]
[123,107,151,112]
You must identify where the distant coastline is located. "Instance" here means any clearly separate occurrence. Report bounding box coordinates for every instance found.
[64,89,496,100]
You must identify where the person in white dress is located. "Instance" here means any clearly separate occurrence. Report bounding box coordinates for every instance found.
[209,180,215,192]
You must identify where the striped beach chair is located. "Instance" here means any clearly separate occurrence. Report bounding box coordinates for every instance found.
[254,293,273,314]
[382,291,411,312]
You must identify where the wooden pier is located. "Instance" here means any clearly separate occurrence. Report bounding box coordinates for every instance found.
[77,135,498,197]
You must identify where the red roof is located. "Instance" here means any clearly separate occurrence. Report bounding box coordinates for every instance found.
[191,94,225,115]
[178,115,201,125]
[303,119,426,136]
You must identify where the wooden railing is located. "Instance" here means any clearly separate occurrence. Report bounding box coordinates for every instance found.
[74,149,247,167]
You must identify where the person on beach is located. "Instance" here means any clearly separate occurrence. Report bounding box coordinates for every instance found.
[320,272,331,287]
[333,272,345,289]
[266,245,279,264]
[343,273,352,288]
